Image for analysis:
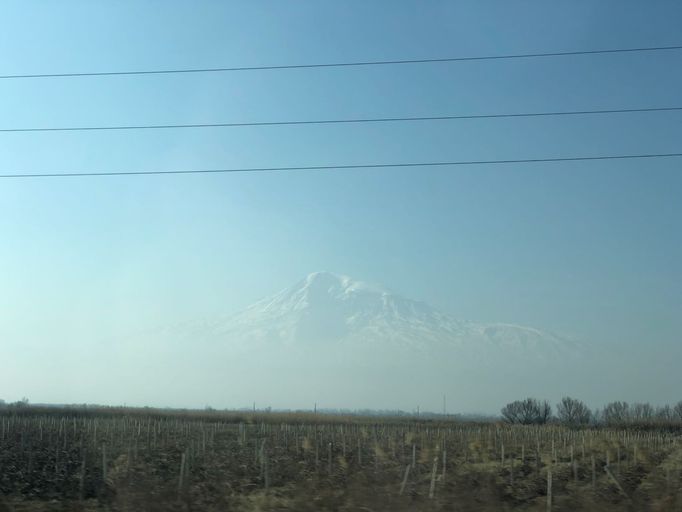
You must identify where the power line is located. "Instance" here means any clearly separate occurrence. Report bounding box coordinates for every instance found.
[1,45,681,80]
[2,106,681,134]
[2,153,680,179]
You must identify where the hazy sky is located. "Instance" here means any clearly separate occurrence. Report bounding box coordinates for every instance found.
[1,1,681,408]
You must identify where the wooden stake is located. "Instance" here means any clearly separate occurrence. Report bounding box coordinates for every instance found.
[102,444,107,484]
[442,449,447,481]
[399,464,411,495]
[264,449,270,489]
[328,442,333,475]
[429,456,438,499]
[604,465,629,499]
[178,452,186,497]
[79,449,86,501]
[547,467,553,511]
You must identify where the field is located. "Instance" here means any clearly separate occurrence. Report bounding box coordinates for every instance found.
[1,407,681,511]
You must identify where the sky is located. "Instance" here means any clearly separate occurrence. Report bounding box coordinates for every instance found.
[1,1,681,409]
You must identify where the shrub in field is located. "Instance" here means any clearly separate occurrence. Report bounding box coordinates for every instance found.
[501,398,551,425]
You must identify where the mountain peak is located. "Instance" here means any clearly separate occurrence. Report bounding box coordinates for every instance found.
[301,271,350,290]
[304,271,346,282]
[298,271,389,297]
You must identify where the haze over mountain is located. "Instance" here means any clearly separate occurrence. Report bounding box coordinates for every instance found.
[123,272,596,413]
[182,271,578,358]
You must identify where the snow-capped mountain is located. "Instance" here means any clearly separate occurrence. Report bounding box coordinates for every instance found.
[180,271,577,358]
[117,271,588,412]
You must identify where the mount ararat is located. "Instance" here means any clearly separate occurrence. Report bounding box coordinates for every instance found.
[118,272,594,412]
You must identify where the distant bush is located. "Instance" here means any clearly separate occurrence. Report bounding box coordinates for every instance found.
[6,397,30,409]
[556,396,591,426]
[501,398,551,425]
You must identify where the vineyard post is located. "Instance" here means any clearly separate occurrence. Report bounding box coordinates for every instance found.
[264,447,270,489]
[665,466,670,493]
[178,451,186,498]
[399,464,410,495]
[80,448,86,500]
[442,448,447,481]
[634,444,638,466]
[102,444,107,484]
[535,439,540,474]
[603,464,629,499]
[315,438,319,469]
[546,466,553,511]
[328,442,332,475]
[617,445,621,476]
[428,455,438,499]
[259,439,266,479]
[27,446,33,476]
[374,442,379,473]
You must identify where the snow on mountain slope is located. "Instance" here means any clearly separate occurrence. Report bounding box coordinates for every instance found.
[115,271,588,412]
[179,272,578,359]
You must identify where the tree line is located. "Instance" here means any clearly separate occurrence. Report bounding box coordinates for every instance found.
[501,397,682,427]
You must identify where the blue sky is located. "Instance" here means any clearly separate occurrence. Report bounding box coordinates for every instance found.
[1,1,681,406]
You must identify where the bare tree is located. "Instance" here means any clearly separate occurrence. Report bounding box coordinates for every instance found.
[655,405,672,422]
[673,401,682,421]
[602,401,630,426]
[591,407,602,425]
[556,397,591,426]
[631,402,655,422]
[501,398,552,425]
